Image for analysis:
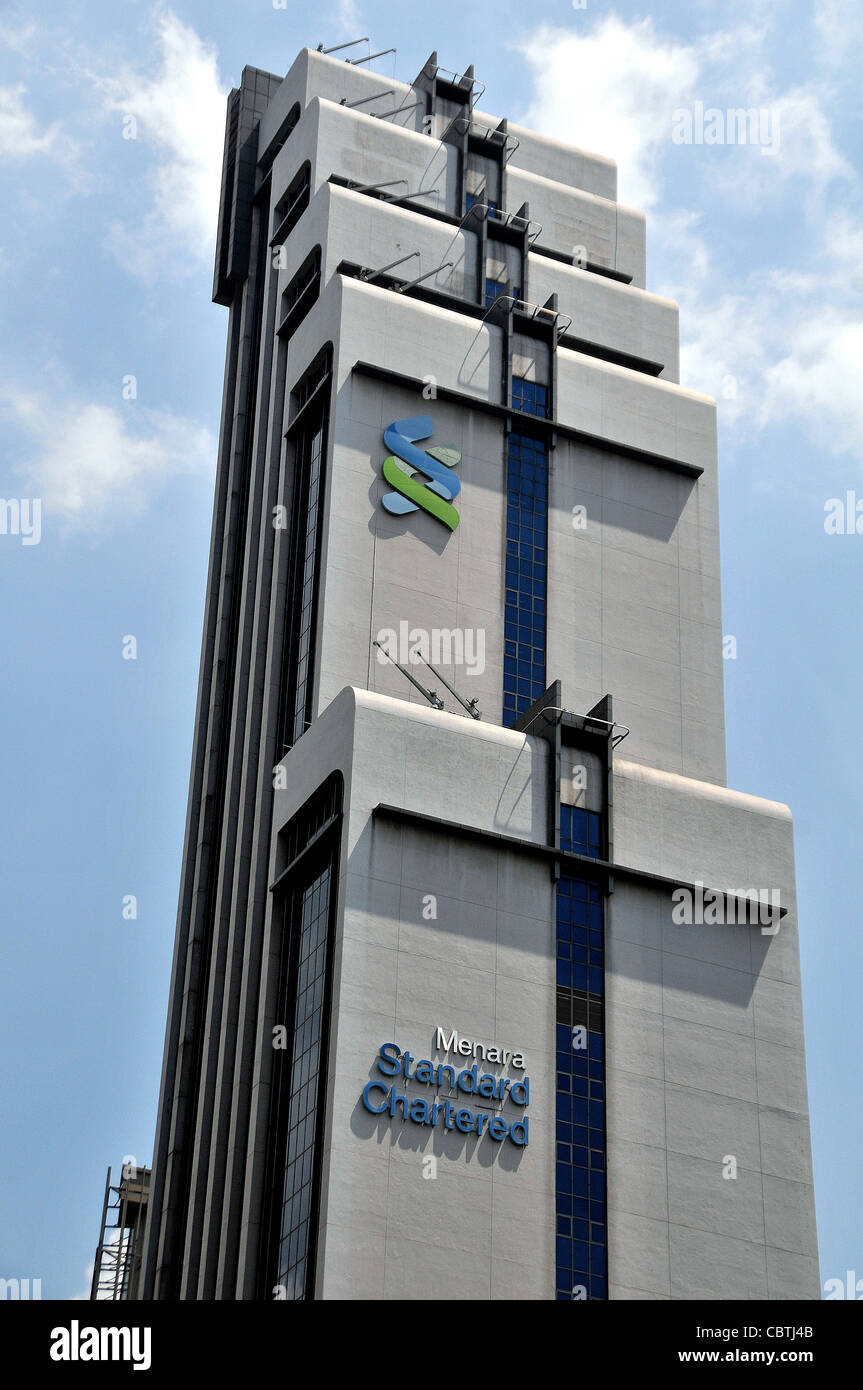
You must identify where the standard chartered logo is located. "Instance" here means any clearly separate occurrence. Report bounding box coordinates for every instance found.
[380,416,461,532]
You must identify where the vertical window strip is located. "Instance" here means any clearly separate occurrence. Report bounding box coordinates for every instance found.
[503,433,547,727]
[290,418,325,744]
[276,861,333,1299]
[555,871,607,1300]
[263,775,342,1300]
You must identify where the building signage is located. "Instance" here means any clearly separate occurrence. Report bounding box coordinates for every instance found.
[380,416,461,531]
[432,1025,526,1069]
[361,1028,530,1146]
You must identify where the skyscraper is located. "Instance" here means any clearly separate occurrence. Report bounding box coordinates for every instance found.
[140,43,818,1301]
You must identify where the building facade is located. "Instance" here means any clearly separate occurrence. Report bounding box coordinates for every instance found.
[140,45,819,1301]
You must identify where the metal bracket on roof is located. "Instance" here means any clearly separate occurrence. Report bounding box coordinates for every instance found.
[342,89,395,107]
[585,715,631,748]
[426,62,486,105]
[483,293,573,339]
[371,98,424,121]
[373,642,482,721]
[348,48,397,66]
[373,640,444,711]
[396,260,454,292]
[383,186,439,207]
[516,701,630,748]
[509,211,543,246]
[358,251,419,282]
[458,200,494,228]
[418,653,482,720]
[469,203,543,245]
[348,177,408,195]
[448,114,519,160]
[317,38,369,55]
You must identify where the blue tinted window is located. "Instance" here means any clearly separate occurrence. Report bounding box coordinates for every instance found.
[560,804,602,858]
[502,434,547,727]
[555,872,607,1300]
[484,277,505,309]
[466,193,499,217]
[512,375,548,419]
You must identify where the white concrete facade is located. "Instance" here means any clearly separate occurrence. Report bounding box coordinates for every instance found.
[262,690,817,1300]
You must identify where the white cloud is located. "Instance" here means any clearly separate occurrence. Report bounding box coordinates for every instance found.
[666,239,863,458]
[815,0,863,62]
[762,315,863,454]
[770,85,852,183]
[0,21,37,54]
[517,12,863,461]
[93,9,228,279]
[0,84,78,163]
[703,84,853,206]
[516,14,851,211]
[335,0,363,38]
[517,17,699,210]
[823,213,863,287]
[654,212,770,426]
[660,206,863,455]
[0,384,215,527]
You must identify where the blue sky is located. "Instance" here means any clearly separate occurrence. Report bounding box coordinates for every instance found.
[1,0,860,1299]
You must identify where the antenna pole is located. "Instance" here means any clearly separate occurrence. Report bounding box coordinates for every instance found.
[373,641,444,710]
[416,653,482,719]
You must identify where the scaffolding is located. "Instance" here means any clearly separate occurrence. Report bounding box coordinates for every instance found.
[90,1165,151,1300]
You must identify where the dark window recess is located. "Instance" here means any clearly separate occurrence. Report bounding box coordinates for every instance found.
[259,102,301,175]
[262,773,343,1301]
[275,861,331,1298]
[292,345,332,415]
[279,774,341,872]
[503,433,548,727]
[555,873,608,1301]
[278,247,321,338]
[277,347,333,754]
[290,419,325,743]
[272,162,311,245]
[512,375,548,419]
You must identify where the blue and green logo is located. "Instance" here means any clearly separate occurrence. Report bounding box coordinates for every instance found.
[381,416,461,532]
